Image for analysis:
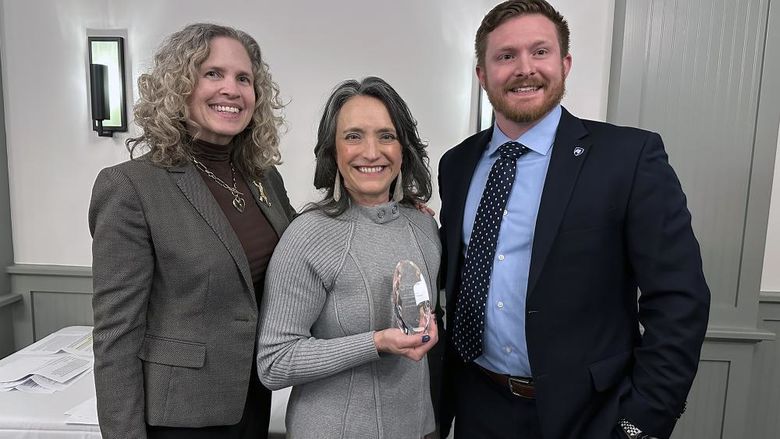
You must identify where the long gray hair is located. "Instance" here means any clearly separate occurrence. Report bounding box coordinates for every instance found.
[309,76,431,217]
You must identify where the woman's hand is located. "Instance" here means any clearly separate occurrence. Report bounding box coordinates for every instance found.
[373,316,439,362]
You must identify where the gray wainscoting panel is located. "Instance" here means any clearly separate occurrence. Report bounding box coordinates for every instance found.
[31,291,93,340]
[8,265,93,348]
[0,308,13,358]
[0,295,21,357]
[672,342,756,439]
[671,358,729,438]
[610,2,780,437]
[746,295,780,439]
[6,265,780,437]
[608,0,779,328]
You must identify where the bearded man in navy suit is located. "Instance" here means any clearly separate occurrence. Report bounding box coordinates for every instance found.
[436,1,710,438]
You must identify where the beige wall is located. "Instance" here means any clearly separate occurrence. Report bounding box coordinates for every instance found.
[0,0,614,267]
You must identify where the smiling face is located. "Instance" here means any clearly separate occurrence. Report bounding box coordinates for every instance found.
[477,13,572,138]
[186,36,256,145]
[335,95,402,206]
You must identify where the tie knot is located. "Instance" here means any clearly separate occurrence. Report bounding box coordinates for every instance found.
[498,141,529,161]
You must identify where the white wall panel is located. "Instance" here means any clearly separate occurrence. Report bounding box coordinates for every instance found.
[0,0,614,266]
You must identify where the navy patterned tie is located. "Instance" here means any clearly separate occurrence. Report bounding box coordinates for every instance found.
[452,141,529,362]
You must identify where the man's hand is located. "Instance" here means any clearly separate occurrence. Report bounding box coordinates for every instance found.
[415,202,436,217]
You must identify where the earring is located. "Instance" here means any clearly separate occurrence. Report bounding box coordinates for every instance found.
[392,169,404,202]
[333,172,342,202]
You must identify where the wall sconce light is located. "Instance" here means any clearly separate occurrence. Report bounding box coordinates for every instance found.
[88,36,127,137]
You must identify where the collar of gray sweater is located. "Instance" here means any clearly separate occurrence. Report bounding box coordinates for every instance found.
[347,200,401,225]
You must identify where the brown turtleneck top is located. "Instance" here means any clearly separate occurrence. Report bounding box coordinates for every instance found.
[191,139,279,295]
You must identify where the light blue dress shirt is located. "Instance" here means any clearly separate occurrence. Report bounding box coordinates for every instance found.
[462,105,561,376]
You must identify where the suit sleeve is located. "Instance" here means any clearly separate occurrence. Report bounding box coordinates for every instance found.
[437,158,449,314]
[621,132,710,438]
[435,152,456,438]
[89,167,153,439]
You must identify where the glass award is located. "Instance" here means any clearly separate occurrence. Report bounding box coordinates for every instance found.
[392,260,432,335]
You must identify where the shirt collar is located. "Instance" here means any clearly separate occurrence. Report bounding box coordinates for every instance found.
[487,105,562,157]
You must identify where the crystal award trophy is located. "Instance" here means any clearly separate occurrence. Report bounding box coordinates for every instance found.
[392,260,432,335]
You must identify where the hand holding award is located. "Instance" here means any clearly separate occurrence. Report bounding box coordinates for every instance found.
[392,260,432,335]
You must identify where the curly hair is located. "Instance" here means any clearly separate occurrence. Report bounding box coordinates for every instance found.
[309,77,432,217]
[475,0,570,67]
[126,23,285,179]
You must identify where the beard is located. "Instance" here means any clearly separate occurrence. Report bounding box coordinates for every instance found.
[484,70,566,124]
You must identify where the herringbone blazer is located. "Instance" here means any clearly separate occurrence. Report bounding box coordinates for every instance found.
[89,155,295,439]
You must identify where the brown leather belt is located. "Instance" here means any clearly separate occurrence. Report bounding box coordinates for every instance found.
[477,364,536,399]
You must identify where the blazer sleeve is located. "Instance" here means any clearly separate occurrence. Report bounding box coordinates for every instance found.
[89,167,153,439]
[621,132,710,438]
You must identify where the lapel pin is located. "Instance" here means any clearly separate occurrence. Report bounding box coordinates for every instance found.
[573,146,584,157]
[253,180,272,207]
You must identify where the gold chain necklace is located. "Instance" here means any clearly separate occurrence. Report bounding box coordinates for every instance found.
[191,158,246,213]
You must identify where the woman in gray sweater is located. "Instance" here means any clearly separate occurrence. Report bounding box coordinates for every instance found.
[257,77,440,439]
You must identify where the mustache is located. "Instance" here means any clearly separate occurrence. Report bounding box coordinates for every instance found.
[504,79,545,91]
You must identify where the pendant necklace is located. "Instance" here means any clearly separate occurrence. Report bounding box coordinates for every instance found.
[191,157,246,213]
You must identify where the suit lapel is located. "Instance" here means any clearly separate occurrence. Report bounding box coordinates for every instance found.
[444,128,492,297]
[169,164,254,290]
[527,109,590,296]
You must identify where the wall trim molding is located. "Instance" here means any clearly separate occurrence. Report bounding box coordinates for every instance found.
[8,263,94,348]
[0,293,21,308]
[6,263,778,344]
[705,326,775,343]
[760,291,780,303]
[7,264,92,277]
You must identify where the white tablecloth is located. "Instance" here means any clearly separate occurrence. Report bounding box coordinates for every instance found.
[0,352,100,438]
[0,326,289,438]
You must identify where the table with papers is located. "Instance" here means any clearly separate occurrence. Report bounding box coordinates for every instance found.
[0,326,100,438]
[0,326,289,438]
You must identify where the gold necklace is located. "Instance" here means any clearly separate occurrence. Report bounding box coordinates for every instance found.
[191,158,246,213]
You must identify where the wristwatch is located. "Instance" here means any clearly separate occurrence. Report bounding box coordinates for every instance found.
[618,419,656,439]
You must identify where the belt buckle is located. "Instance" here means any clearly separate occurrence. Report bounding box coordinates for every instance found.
[508,376,532,397]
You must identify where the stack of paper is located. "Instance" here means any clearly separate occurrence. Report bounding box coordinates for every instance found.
[0,327,93,394]
[17,326,94,357]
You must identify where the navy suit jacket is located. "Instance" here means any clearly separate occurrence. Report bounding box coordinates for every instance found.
[437,108,710,439]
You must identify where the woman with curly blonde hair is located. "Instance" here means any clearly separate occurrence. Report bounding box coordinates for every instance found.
[90,23,296,439]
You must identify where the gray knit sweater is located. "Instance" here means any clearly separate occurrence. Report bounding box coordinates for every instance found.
[257,201,441,439]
